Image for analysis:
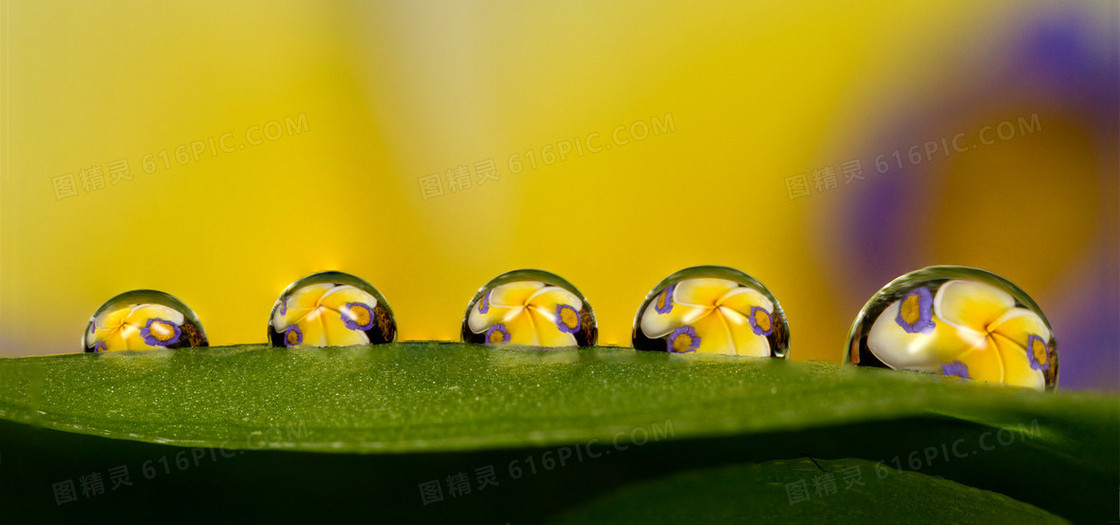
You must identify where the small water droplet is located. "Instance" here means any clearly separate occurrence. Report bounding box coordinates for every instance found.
[268,271,396,348]
[82,290,208,352]
[845,266,1057,391]
[632,265,789,358]
[461,269,597,347]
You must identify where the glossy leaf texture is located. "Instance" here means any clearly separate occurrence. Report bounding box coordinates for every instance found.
[0,343,1114,522]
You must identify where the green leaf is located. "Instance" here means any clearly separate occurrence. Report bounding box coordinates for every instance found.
[0,343,1115,521]
[552,458,1068,524]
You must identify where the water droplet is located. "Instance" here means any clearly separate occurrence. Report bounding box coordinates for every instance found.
[83,290,208,352]
[461,269,597,347]
[845,266,1057,391]
[268,271,396,348]
[632,265,789,357]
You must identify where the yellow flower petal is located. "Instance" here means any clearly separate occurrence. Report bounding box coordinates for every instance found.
[639,302,709,338]
[528,303,558,326]
[292,307,370,347]
[673,278,739,308]
[99,330,130,351]
[526,286,583,312]
[467,304,520,333]
[125,304,185,327]
[489,281,546,308]
[318,308,371,347]
[318,285,378,312]
[953,343,1005,384]
[94,307,130,331]
[503,310,539,346]
[988,308,1050,347]
[91,308,130,348]
[933,280,1015,333]
[717,287,774,317]
[867,300,981,369]
[92,316,127,346]
[294,309,328,347]
[91,327,114,345]
[528,305,579,347]
[273,283,333,330]
[991,333,1045,390]
[719,307,771,356]
[120,321,154,349]
[690,310,733,354]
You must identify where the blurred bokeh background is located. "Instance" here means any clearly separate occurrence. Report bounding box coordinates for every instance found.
[1,1,1116,391]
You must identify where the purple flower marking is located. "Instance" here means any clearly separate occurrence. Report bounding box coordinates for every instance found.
[667,326,700,353]
[341,302,376,331]
[284,325,303,347]
[555,304,580,334]
[654,284,675,314]
[141,318,181,347]
[941,361,970,379]
[1026,334,1049,372]
[478,290,491,314]
[280,297,288,315]
[485,324,510,344]
[747,306,774,336]
[93,341,107,353]
[895,287,936,334]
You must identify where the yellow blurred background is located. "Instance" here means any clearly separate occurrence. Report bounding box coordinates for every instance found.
[1,1,1116,390]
